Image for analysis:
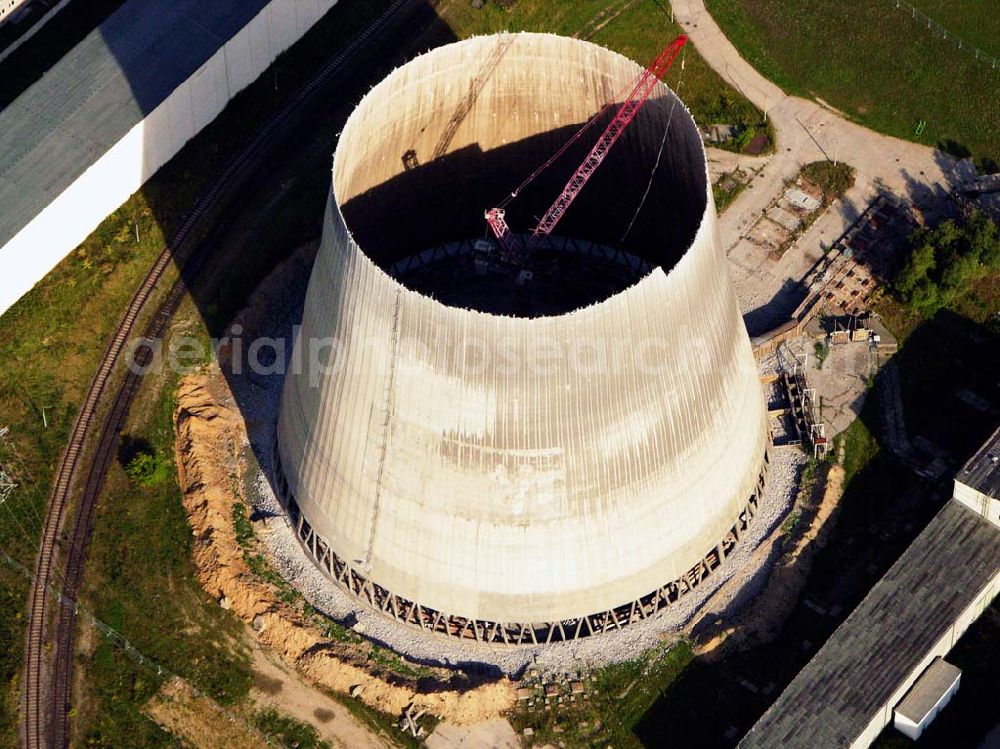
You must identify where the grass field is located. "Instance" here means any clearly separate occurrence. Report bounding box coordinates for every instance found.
[907,0,1000,56]
[704,0,1000,169]
[436,0,774,153]
[78,372,253,746]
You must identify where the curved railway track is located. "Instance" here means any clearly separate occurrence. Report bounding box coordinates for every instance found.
[22,3,418,746]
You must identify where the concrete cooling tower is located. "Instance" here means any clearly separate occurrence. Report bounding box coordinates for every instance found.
[275,33,770,645]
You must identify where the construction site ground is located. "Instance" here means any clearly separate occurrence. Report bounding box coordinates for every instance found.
[85,3,999,748]
[167,244,873,748]
[142,638,395,749]
[776,335,878,439]
[248,639,392,749]
[234,234,806,667]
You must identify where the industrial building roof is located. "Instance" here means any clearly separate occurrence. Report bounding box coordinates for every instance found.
[894,657,961,724]
[739,499,1000,748]
[0,0,272,249]
[958,426,1000,499]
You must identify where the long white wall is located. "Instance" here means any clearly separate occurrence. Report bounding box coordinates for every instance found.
[955,478,1000,529]
[0,0,337,317]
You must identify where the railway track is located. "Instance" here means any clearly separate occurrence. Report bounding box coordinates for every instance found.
[21,2,419,746]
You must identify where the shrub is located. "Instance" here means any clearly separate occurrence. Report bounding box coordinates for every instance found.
[801,160,856,198]
[123,450,167,487]
[253,708,331,749]
[733,123,757,151]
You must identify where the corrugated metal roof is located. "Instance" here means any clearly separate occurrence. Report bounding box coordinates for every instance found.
[894,657,961,724]
[0,0,272,248]
[739,499,1000,748]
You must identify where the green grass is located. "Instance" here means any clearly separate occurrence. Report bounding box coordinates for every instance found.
[0,186,178,749]
[0,574,25,748]
[512,642,694,748]
[366,646,434,680]
[307,607,364,644]
[253,708,332,749]
[79,375,253,747]
[436,0,774,153]
[705,0,1000,168]
[813,339,829,367]
[780,510,801,536]
[836,415,881,486]
[906,0,1000,56]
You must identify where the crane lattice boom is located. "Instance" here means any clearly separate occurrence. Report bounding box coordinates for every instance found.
[483,34,687,261]
[484,207,518,260]
[532,35,687,237]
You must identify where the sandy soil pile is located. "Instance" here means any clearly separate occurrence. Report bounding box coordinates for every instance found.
[173,372,516,726]
[696,462,845,660]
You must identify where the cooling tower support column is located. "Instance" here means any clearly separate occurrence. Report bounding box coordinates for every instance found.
[274,449,770,643]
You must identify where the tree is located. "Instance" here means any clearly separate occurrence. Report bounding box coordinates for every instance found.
[896,210,1000,315]
[968,210,1000,271]
[896,241,936,298]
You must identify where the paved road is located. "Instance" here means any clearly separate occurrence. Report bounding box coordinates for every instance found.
[672,0,979,316]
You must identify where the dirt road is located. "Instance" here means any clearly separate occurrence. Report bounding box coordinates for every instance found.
[672,0,978,315]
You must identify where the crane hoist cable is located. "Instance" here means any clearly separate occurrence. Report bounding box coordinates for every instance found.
[620,44,686,243]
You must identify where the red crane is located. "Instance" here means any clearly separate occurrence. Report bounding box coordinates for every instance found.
[485,34,687,260]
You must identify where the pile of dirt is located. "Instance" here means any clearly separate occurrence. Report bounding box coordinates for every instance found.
[695,462,846,661]
[173,372,516,726]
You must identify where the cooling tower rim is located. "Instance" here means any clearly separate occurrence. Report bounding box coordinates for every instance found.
[329,31,715,323]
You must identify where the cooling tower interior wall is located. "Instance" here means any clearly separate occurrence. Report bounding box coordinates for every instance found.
[338,34,706,276]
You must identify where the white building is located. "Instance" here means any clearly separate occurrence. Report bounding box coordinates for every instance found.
[0,0,340,317]
[893,657,962,741]
[954,426,1000,529]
